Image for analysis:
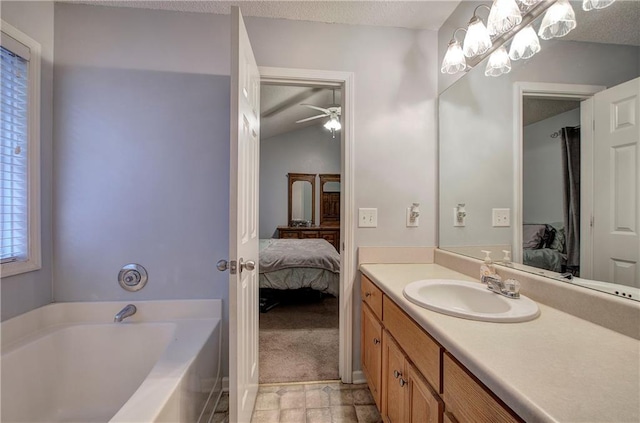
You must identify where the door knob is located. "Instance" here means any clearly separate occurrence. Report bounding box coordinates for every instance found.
[240,259,256,271]
[217,260,237,274]
[393,370,401,379]
[399,378,407,387]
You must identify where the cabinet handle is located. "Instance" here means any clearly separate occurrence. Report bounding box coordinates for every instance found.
[365,292,372,298]
[399,378,407,387]
[373,338,380,345]
[393,370,401,379]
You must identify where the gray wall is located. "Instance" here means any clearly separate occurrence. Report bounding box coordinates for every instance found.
[1,1,54,321]
[260,125,341,238]
[53,3,440,375]
[523,108,580,225]
[439,40,640,251]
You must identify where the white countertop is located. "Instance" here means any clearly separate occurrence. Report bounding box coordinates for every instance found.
[360,263,640,423]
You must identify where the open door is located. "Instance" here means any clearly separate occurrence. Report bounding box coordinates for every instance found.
[229,6,260,423]
[593,77,639,287]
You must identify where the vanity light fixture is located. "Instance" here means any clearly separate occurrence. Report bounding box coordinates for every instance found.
[487,0,523,36]
[582,0,616,11]
[441,28,467,74]
[538,0,577,40]
[463,5,493,58]
[509,24,541,60]
[485,45,512,76]
[517,0,542,6]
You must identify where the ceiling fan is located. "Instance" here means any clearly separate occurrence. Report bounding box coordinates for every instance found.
[295,89,342,138]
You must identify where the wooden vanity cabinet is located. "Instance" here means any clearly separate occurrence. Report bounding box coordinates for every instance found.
[443,353,522,423]
[381,331,443,423]
[361,302,383,408]
[360,274,523,423]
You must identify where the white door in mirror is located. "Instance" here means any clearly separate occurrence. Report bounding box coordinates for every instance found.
[403,279,540,322]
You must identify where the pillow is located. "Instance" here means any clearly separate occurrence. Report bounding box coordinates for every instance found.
[522,224,546,249]
[547,222,565,253]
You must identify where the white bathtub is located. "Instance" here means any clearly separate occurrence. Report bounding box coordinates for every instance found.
[1,299,222,423]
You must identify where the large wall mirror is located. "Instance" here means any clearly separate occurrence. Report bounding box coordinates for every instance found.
[439,1,639,301]
[288,173,316,226]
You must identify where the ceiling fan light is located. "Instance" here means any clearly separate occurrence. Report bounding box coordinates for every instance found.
[487,0,523,37]
[463,16,493,58]
[509,24,541,60]
[324,117,341,131]
[485,46,512,77]
[538,0,576,40]
[582,0,616,11]
[441,39,467,74]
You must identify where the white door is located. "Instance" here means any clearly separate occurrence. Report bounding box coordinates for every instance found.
[229,6,260,423]
[593,77,640,288]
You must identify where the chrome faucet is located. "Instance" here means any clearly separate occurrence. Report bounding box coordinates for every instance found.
[486,276,521,299]
[114,304,137,322]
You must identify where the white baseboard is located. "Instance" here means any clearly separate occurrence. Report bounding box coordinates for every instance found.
[351,370,366,384]
[222,377,229,392]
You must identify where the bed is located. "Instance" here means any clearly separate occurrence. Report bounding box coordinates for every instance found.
[522,223,567,273]
[259,238,340,297]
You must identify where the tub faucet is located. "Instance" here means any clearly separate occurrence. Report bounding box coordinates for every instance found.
[114,304,137,323]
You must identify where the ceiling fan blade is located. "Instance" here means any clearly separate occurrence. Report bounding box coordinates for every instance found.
[301,104,331,114]
[295,114,328,124]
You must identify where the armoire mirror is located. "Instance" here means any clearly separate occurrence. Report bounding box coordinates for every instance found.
[439,1,639,301]
[319,174,340,226]
[288,173,316,226]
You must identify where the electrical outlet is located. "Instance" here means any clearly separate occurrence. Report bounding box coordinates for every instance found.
[492,208,510,227]
[453,208,465,227]
[359,208,378,228]
[406,208,419,227]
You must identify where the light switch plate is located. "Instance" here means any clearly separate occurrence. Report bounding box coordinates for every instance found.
[453,208,465,227]
[359,208,378,228]
[406,208,419,227]
[492,208,510,227]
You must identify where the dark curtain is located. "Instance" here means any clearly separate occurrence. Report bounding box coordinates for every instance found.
[561,127,581,272]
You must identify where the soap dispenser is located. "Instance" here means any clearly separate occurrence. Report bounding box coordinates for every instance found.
[502,250,512,266]
[480,250,499,284]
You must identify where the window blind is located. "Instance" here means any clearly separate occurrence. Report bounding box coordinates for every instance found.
[1,45,29,264]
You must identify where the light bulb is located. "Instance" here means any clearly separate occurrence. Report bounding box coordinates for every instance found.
[463,16,492,58]
[509,24,541,60]
[324,117,341,131]
[487,0,523,36]
[538,0,576,40]
[441,39,467,74]
[485,46,512,77]
[583,0,615,11]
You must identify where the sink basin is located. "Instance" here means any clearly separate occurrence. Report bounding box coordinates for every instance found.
[403,279,540,323]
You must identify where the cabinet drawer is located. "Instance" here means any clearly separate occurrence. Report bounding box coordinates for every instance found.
[443,353,522,423]
[279,230,299,239]
[300,231,319,238]
[361,275,383,321]
[383,296,442,393]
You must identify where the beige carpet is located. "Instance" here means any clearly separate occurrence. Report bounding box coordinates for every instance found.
[259,294,339,383]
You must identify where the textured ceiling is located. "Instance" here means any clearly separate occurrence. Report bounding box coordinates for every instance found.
[565,0,640,46]
[523,98,580,127]
[64,0,462,30]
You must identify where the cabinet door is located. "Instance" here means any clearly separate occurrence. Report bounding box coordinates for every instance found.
[407,362,443,423]
[382,331,407,423]
[361,303,383,408]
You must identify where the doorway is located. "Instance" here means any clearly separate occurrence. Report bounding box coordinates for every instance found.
[258,82,343,383]
[259,67,356,384]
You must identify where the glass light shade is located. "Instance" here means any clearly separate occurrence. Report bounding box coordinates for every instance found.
[441,40,467,74]
[487,0,523,36]
[538,0,577,40]
[509,25,541,60]
[583,0,616,10]
[518,0,541,6]
[324,117,341,131]
[485,46,512,77]
[463,17,492,58]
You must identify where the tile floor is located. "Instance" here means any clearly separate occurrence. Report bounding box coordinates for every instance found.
[206,382,382,423]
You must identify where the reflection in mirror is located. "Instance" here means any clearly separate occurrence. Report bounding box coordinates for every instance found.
[287,173,316,226]
[438,1,640,301]
[319,174,340,226]
[291,180,313,222]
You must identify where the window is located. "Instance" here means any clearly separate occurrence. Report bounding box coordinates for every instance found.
[1,22,41,277]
